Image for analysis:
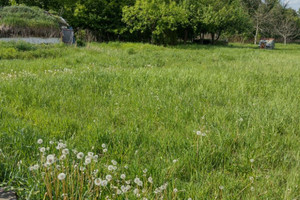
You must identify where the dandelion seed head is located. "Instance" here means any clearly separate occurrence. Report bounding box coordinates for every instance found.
[108,165,114,171]
[58,173,66,180]
[148,177,153,184]
[80,166,85,171]
[101,180,108,187]
[249,176,254,182]
[39,147,46,153]
[103,148,107,153]
[60,155,66,160]
[46,154,55,165]
[37,139,43,144]
[95,178,101,186]
[120,174,126,179]
[111,160,117,165]
[173,188,178,193]
[219,186,224,190]
[106,174,112,181]
[77,152,84,159]
[62,149,69,155]
[85,158,92,165]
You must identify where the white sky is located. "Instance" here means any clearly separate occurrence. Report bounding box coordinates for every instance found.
[288,0,300,10]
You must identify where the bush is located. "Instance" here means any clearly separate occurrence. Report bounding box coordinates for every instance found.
[15,41,37,51]
[0,48,17,59]
[75,30,87,47]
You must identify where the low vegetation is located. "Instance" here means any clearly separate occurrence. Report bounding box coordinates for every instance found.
[0,42,299,199]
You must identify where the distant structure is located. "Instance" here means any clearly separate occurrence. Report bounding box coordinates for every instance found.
[0,6,74,44]
[259,38,275,49]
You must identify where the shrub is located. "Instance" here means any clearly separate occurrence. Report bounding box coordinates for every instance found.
[75,30,87,47]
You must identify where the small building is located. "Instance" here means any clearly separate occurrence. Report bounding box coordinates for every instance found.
[0,5,74,44]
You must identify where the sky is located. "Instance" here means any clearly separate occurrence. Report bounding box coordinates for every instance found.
[288,0,300,11]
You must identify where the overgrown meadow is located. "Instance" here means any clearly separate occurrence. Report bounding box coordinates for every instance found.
[0,42,300,199]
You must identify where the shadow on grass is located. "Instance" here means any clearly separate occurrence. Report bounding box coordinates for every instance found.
[167,43,300,51]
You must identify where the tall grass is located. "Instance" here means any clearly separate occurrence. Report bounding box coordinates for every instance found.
[0,42,299,199]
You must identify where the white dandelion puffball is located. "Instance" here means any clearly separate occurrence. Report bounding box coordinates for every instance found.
[111,160,117,165]
[117,189,122,195]
[77,152,84,159]
[103,148,107,153]
[143,169,148,173]
[173,159,178,163]
[33,164,39,170]
[108,165,114,171]
[120,174,126,179]
[88,152,94,157]
[60,155,66,160]
[80,166,85,171]
[250,159,255,163]
[85,158,92,165]
[188,198,192,200]
[134,177,141,184]
[219,186,224,190]
[62,149,69,155]
[133,188,139,195]
[102,143,106,148]
[37,139,43,144]
[49,141,54,145]
[173,188,178,193]
[106,174,112,181]
[46,154,55,164]
[39,147,46,153]
[94,178,101,186]
[148,177,153,183]
[58,173,66,180]
[101,180,108,187]
[56,143,65,150]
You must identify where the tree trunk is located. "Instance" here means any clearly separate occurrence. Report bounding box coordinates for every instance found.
[184,29,188,44]
[211,33,215,45]
[254,20,259,45]
[283,36,287,45]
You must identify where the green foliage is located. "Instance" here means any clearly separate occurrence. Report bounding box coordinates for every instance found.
[122,0,189,44]
[75,29,87,47]
[0,43,300,199]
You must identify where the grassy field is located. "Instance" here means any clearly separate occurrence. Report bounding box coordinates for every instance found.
[0,42,300,199]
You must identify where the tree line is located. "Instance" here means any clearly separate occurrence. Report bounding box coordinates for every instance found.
[1,0,300,44]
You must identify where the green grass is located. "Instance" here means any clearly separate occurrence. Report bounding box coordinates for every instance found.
[0,42,300,199]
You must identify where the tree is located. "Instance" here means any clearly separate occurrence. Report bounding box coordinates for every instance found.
[242,0,278,44]
[272,6,300,44]
[122,0,188,44]
[200,0,250,44]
